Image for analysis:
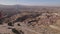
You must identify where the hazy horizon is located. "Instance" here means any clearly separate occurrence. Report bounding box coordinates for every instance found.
[0,0,60,7]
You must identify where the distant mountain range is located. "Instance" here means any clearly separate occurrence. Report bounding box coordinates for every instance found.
[0,4,59,9]
[0,4,60,17]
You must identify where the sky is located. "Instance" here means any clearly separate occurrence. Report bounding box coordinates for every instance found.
[0,0,60,6]
[0,0,17,5]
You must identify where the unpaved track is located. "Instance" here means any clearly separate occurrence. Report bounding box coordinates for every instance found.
[14,22,41,34]
[49,25,60,31]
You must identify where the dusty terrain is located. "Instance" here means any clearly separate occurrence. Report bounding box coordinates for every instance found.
[0,5,60,34]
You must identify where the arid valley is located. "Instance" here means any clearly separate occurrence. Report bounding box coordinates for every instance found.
[0,5,60,34]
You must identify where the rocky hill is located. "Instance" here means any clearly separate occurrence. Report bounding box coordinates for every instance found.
[0,5,60,34]
[0,11,60,34]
